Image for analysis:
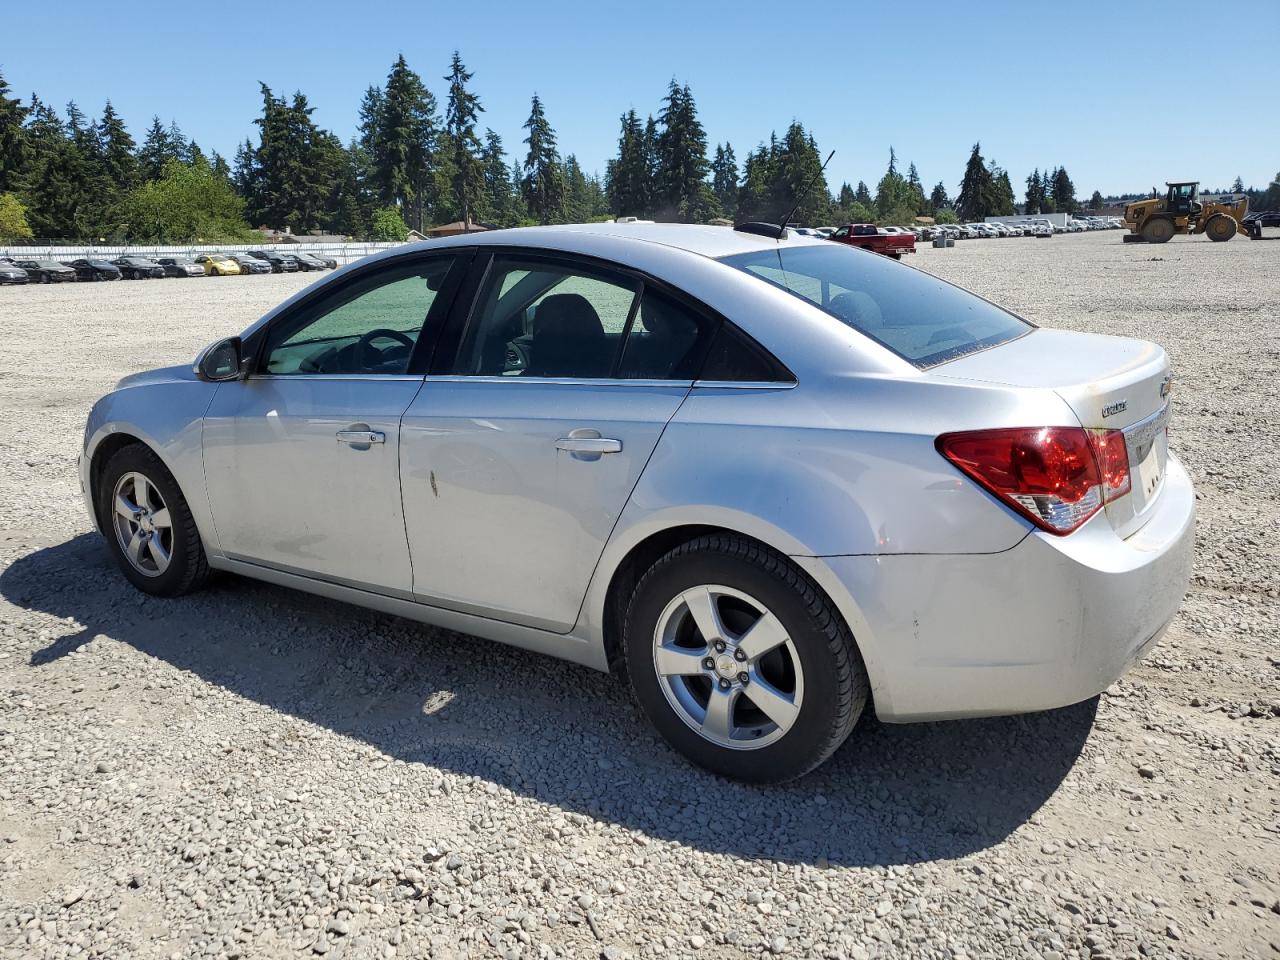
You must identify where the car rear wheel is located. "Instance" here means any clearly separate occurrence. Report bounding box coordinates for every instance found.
[624,534,868,782]
[98,444,211,597]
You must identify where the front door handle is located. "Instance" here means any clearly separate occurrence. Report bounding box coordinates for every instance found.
[555,437,622,455]
[336,429,385,445]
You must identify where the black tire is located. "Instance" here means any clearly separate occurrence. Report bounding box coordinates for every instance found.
[97,443,211,597]
[1141,216,1175,243]
[1205,214,1235,242]
[623,534,868,782]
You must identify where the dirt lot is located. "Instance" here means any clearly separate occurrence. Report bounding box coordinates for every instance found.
[0,232,1277,960]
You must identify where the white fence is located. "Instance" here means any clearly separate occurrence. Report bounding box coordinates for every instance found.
[0,241,407,266]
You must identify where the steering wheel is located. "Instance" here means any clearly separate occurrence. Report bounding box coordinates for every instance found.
[356,328,415,368]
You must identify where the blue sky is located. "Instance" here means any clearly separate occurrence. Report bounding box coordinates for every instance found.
[5,0,1277,197]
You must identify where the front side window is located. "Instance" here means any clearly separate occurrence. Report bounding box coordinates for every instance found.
[720,244,1033,368]
[262,257,455,375]
[450,257,712,380]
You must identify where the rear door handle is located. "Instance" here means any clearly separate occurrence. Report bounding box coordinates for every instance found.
[336,429,385,445]
[555,437,622,455]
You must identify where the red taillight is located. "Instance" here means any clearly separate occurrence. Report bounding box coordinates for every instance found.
[1089,429,1131,502]
[937,426,1130,535]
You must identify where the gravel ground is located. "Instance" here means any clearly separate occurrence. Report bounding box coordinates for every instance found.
[0,232,1277,960]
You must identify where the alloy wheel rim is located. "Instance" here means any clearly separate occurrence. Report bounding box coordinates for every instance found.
[652,584,804,750]
[111,472,173,577]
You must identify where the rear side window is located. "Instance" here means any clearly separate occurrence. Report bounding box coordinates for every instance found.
[449,256,714,380]
[720,244,1033,368]
[699,324,794,382]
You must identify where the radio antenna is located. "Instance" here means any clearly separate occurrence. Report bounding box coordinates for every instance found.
[778,150,835,240]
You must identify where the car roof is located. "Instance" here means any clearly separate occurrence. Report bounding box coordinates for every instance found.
[412,222,828,260]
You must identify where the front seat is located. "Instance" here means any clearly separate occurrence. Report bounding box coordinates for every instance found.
[525,293,609,377]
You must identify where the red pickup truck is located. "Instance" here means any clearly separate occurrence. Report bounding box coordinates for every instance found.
[826,224,916,260]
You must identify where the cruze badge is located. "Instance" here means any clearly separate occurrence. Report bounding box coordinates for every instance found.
[1101,400,1128,418]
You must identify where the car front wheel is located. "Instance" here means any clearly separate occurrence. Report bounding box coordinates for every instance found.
[624,534,868,782]
[98,444,211,597]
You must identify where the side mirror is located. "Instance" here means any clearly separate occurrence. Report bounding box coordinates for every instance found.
[194,337,245,382]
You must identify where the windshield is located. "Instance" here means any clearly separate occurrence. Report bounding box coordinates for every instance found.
[719,244,1033,368]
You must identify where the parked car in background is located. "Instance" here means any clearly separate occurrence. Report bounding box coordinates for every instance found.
[79,222,1194,783]
[0,261,29,284]
[14,259,76,283]
[156,257,205,278]
[231,254,272,275]
[827,223,916,259]
[247,250,299,273]
[309,253,339,270]
[280,253,326,272]
[196,254,242,276]
[1031,221,1054,238]
[291,252,335,272]
[64,258,122,281]
[813,227,836,237]
[112,256,166,280]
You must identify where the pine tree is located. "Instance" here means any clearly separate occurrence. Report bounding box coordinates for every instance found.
[774,122,830,225]
[521,93,564,224]
[711,143,738,219]
[929,181,950,213]
[1089,190,1104,210]
[854,181,872,206]
[95,102,138,192]
[232,139,257,201]
[366,57,438,229]
[64,102,93,153]
[642,116,659,209]
[0,71,29,193]
[187,140,208,169]
[443,52,484,227]
[210,151,231,182]
[875,147,907,219]
[26,134,92,238]
[654,81,709,220]
[606,109,649,218]
[479,129,516,226]
[1024,169,1043,214]
[735,142,776,222]
[955,143,994,221]
[838,182,855,207]
[138,117,174,182]
[249,84,341,231]
[166,120,189,162]
[1051,166,1076,214]
[1231,175,1245,193]
[563,154,596,223]
[991,167,1016,216]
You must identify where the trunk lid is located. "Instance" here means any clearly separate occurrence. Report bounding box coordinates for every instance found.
[938,329,1172,537]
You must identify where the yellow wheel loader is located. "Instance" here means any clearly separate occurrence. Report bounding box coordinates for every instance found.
[1122,181,1249,243]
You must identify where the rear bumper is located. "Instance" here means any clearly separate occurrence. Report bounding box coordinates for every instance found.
[797,453,1196,722]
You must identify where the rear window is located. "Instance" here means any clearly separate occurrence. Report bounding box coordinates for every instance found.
[721,245,1032,367]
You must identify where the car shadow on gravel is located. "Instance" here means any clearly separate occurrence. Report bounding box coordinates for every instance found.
[5,534,1096,868]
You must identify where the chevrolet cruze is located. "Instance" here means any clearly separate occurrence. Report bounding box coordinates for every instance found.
[80,224,1194,781]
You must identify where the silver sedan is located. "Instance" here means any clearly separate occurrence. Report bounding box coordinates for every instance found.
[80,223,1195,782]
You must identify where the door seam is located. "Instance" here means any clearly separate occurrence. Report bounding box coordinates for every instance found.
[565,382,697,634]
[397,377,432,593]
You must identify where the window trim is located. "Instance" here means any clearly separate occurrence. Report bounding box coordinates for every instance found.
[246,249,473,379]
